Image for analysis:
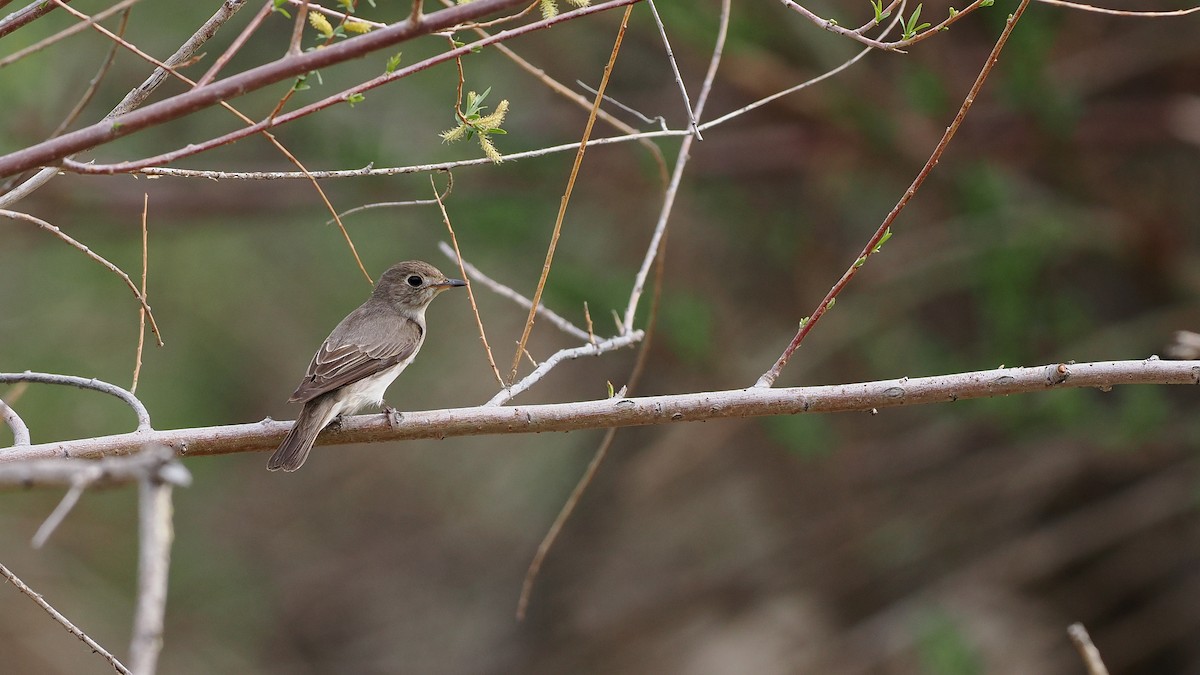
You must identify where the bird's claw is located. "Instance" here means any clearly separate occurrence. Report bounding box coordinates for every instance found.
[383,405,404,428]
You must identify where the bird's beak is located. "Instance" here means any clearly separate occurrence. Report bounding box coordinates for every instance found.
[437,278,468,289]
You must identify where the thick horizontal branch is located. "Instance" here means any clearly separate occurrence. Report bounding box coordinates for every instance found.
[0,0,532,178]
[1,360,1196,463]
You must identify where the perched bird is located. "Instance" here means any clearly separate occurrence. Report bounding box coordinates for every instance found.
[267,260,466,471]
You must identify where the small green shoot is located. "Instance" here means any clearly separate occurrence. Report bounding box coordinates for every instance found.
[899,3,931,40]
[271,0,291,19]
[870,0,891,23]
[385,52,403,74]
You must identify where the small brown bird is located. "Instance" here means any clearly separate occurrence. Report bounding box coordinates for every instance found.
[267,261,466,471]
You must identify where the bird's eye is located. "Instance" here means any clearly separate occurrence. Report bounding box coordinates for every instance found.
[406,275,423,287]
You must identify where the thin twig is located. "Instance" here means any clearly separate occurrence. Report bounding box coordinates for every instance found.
[0,0,140,70]
[517,423,619,620]
[326,174,453,223]
[622,0,730,331]
[47,0,638,177]
[0,211,163,346]
[1035,0,1199,16]
[0,399,30,446]
[437,241,591,342]
[48,7,131,138]
[509,4,634,382]
[646,0,701,139]
[0,372,152,431]
[132,194,149,393]
[195,0,272,88]
[489,331,645,406]
[432,176,505,388]
[0,562,132,675]
[0,0,248,208]
[0,0,73,39]
[755,0,1032,388]
[49,0,373,284]
[576,80,666,129]
[288,0,309,56]
[286,0,388,28]
[0,0,576,179]
[1067,623,1111,675]
[776,0,990,53]
[441,0,670,186]
[31,482,87,548]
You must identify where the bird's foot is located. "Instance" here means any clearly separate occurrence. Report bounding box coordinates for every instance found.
[382,405,404,428]
[328,414,346,431]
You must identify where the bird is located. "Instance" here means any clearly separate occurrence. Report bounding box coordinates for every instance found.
[267,260,466,471]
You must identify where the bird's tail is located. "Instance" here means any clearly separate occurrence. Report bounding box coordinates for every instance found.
[267,396,338,472]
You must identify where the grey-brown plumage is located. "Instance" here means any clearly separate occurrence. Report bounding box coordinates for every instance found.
[268,261,465,472]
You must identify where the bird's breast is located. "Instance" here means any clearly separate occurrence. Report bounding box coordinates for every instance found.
[332,358,412,414]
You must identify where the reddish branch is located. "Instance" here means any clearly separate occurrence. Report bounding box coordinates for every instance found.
[0,0,536,179]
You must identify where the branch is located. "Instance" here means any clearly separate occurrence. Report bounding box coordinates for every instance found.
[754,0,1030,388]
[0,562,131,675]
[0,0,73,39]
[0,446,189,488]
[0,372,153,435]
[438,241,591,342]
[487,331,644,406]
[0,0,539,179]
[1,360,1195,462]
[0,398,29,446]
[1067,623,1111,675]
[128,476,176,675]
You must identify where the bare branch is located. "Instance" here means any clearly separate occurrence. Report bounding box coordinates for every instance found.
[0,372,153,433]
[31,482,87,548]
[0,446,190,488]
[755,0,1031,388]
[1067,623,1111,675]
[0,562,131,675]
[0,398,29,446]
[622,0,730,331]
[0,0,74,39]
[46,0,641,177]
[0,0,141,70]
[508,4,633,382]
[646,0,700,139]
[0,0,581,179]
[438,241,591,342]
[128,477,176,675]
[489,331,645,406]
[1035,0,1199,17]
[1,360,1192,463]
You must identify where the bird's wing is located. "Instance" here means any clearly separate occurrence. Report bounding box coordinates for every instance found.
[289,310,423,403]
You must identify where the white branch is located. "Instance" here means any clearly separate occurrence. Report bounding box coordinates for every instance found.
[128,476,175,675]
[487,331,645,406]
[0,359,1193,463]
[0,372,152,435]
[0,398,29,445]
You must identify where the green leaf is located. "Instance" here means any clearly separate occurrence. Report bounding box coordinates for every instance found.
[272,0,291,18]
[345,92,365,107]
[385,52,402,74]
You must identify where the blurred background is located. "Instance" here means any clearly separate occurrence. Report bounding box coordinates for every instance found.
[2,0,1200,672]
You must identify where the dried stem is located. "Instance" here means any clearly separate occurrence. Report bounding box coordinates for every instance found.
[437,242,591,342]
[132,194,149,393]
[646,0,701,139]
[432,177,505,388]
[1067,623,1111,675]
[755,0,1032,388]
[509,4,634,382]
[0,211,163,346]
[0,562,131,675]
[1035,0,1199,17]
[622,0,730,331]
